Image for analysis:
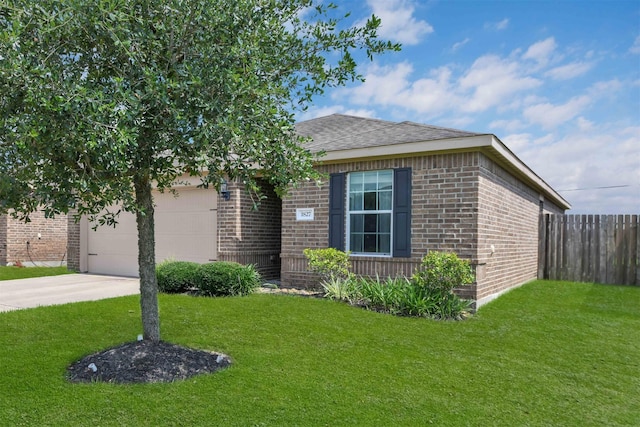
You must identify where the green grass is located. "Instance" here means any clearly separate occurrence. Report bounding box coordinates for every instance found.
[0,266,71,280]
[0,280,638,426]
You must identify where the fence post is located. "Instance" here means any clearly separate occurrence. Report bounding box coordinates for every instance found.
[538,213,547,279]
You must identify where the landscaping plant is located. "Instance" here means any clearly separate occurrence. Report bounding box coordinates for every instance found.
[156,260,199,294]
[319,275,359,303]
[306,249,475,320]
[356,275,407,314]
[303,248,352,283]
[195,262,261,297]
[412,251,475,295]
[411,251,475,319]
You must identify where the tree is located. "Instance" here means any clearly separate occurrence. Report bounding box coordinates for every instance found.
[0,1,399,341]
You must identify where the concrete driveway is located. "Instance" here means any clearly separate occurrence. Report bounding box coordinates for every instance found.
[0,274,140,312]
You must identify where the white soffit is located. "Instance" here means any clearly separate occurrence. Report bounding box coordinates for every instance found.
[319,134,493,162]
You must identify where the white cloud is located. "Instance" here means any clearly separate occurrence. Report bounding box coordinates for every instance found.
[523,96,591,129]
[459,55,542,112]
[339,53,542,116]
[587,79,623,97]
[342,62,415,106]
[502,133,533,153]
[490,119,525,132]
[399,66,461,113]
[298,105,377,121]
[451,38,470,52]
[504,125,640,214]
[545,62,593,80]
[522,37,558,68]
[630,35,640,54]
[484,18,509,31]
[363,0,433,45]
[576,117,594,132]
[338,62,466,116]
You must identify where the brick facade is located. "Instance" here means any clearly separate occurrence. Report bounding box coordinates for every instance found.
[475,155,563,305]
[0,215,6,265]
[281,153,481,294]
[67,213,81,272]
[63,149,564,306]
[1,212,68,266]
[66,178,282,279]
[217,178,282,280]
[281,151,562,305]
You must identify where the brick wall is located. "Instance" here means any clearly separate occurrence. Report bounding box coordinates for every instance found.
[281,153,482,295]
[217,178,282,280]
[67,212,81,271]
[281,151,564,304]
[2,212,68,266]
[475,153,554,305]
[0,215,7,265]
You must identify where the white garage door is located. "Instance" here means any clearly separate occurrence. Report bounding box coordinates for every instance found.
[87,187,218,277]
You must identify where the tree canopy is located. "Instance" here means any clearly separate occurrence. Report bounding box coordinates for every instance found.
[0,0,399,341]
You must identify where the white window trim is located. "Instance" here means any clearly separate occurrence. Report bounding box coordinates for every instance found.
[346,170,394,257]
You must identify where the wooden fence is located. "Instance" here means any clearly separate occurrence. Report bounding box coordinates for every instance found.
[538,214,639,285]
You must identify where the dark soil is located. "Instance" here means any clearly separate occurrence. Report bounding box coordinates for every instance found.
[67,340,231,384]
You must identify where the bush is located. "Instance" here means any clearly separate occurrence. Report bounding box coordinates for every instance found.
[303,248,351,282]
[195,262,261,297]
[315,251,475,320]
[156,260,199,293]
[412,251,475,295]
[411,251,475,319]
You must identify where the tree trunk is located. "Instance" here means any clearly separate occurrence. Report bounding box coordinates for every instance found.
[134,175,160,342]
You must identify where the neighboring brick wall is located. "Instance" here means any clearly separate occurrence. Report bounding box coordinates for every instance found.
[67,212,81,272]
[0,215,7,265]
[475,154,546,304]
[3,212,68,266]
[281,153,482,295]
[217,178,282,280]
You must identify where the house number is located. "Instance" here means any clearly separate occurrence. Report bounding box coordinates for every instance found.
[296,208,314,221]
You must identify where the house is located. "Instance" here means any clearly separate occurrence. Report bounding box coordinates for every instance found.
[67,114,570,306]
[283,115,569,306]
[67,175,283,280]
[1,212,68,267]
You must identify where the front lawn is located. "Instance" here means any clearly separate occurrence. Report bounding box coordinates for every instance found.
[0,280,638,426]
[0,265,71,281]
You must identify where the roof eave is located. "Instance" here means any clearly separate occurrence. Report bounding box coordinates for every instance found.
[313,134,571,211]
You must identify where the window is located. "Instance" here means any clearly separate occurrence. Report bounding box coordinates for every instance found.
[329,168,411,258]
[347,170,393,255]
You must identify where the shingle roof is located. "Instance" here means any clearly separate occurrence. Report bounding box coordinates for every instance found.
[295,114,483,153]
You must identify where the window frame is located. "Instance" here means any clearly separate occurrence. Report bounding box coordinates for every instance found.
[346,169,394,257]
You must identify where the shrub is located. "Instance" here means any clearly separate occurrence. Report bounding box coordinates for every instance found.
[412,251,475,295]
[411,251,475,319]
[303,248,351,282]
[156,260,199,293]
[195,262,261,297]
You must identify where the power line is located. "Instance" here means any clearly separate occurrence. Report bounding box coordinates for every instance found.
[558,184,633,192]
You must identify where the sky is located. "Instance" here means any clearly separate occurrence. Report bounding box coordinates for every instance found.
[297,0,640,214]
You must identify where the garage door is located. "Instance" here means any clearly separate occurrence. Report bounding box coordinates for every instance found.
[87,187,218,277]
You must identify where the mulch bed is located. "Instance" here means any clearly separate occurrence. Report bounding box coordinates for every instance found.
[67,340,231,384]
[67,287,319,384]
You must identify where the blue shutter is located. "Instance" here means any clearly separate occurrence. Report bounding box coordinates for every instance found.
[328,173,345,250]
[393,168,411,257]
